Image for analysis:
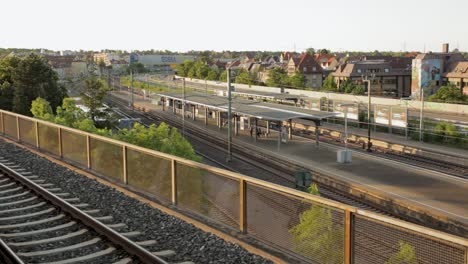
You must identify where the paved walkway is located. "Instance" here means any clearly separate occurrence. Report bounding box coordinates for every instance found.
[111,91,468,225]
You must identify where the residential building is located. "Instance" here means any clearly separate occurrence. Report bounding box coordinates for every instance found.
[411,43,465,98]
[287,53,323,88]
[332,57,412,98]
[442,61,468,95]
[314,54,338,70]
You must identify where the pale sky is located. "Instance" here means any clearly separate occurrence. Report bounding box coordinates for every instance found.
[1,0,467,52]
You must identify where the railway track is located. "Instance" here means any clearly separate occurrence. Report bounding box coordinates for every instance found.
[106,95,394,217]
[0,158,190,264]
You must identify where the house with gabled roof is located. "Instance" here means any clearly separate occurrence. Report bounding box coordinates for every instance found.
[287,53,323,88]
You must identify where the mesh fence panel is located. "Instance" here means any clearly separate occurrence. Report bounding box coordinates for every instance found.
[18,118,36,146]
[61,129,87,167]
[246,182,345,264]
[38,123,59,155]
[176,162,240,229]
[354,215,466,264]
[90,137,123,182]
[127,149,172,203]
[2,113,17,139]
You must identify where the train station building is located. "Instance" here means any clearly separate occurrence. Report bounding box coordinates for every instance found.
[155,91,337,150]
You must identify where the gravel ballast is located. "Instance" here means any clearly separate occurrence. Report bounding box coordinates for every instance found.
[0,139,273,264]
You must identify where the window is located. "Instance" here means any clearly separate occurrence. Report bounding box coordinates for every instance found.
[357,69,362,73]
[384,68,389,73]
[303,67,307,72]
[313,67,317,71]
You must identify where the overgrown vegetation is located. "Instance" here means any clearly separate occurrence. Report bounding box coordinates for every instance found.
[385,241,418,264]
[31,97,201,161]
[429,83,467,104]
[289,183,344,264]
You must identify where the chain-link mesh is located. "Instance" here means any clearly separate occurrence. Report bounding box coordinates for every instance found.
[246,182,345,264]
[38,123,59,155]
[354,215,466,264]
[18,118,36,146]
[127,149,172,203]
[176,163,240,229]
[61,129,87,167]
[2,113,17,139]
[89,137,123,182]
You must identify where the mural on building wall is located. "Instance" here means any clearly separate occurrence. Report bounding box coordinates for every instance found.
[420,59,441,88]
[412,59,441,94]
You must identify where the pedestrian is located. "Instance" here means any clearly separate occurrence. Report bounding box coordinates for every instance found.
[250,127,253,137]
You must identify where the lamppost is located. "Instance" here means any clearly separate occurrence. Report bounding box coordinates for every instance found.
[362,73,375,152]
[419,87,424,142]
[226,68,233,162]
[174,76,186,138]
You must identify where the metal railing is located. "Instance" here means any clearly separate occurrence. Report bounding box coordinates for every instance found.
[1,109,467,264]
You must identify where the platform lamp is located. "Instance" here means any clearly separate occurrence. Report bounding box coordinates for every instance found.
[173,76,186,138]
[362,73,375,152]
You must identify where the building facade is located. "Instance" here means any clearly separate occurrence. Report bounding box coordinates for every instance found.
[287,53,323,88]
[332,58,412,98]
[410,43,465,98]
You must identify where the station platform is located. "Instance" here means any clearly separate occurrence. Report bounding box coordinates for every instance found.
[322,121,468,161]
[110,91,468,226]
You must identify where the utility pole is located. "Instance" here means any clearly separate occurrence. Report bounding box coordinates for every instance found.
[362,74,375,152]
[419,87,424,142]
[182,77,186,138]
[130,70,134,111]
[227,68,233,162]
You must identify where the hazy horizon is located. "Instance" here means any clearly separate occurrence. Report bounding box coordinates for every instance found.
[1,0,467,53]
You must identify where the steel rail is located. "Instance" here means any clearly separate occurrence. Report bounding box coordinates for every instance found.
[0,163,168,264]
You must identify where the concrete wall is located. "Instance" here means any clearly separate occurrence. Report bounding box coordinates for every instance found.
[180,76,468,115]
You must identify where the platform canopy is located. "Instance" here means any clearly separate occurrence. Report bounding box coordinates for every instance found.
[229,89,303,101]
[156,92,337,122]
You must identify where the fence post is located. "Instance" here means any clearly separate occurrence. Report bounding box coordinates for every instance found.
[86,135,91,169]
[35,121,39,148]
[122,145,128,184]
[239,178,247,233]
[16,116,20,141]
[345,209,354,264]
[58,127,62,158]
[0,112,3,134]
[171,159,177,205]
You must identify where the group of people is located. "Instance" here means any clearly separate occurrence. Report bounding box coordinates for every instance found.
[250,126,268,138]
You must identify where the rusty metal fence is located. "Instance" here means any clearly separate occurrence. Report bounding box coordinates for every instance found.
[0,110,467,264]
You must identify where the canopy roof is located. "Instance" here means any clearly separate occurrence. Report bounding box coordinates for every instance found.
[156,92,337,121]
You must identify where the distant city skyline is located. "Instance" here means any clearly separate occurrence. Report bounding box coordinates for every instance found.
[1,0,467,53]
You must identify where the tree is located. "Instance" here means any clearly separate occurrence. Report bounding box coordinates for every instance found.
[206,69,219,81]
[319,49,330,55]
[81,74,108,123]
[322,75,337,91]
[0,56,20,111]
[266,67,288,87]
[289,71,306,88]
[30,97,54,121]
[0,54,66,116]
[219,70,228,82]
[235,69,255,85]
[386,241,417,264]
[429,83,467,103]
[289,183,344,264]
[306,48,316,55]
[126,62,147,75]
